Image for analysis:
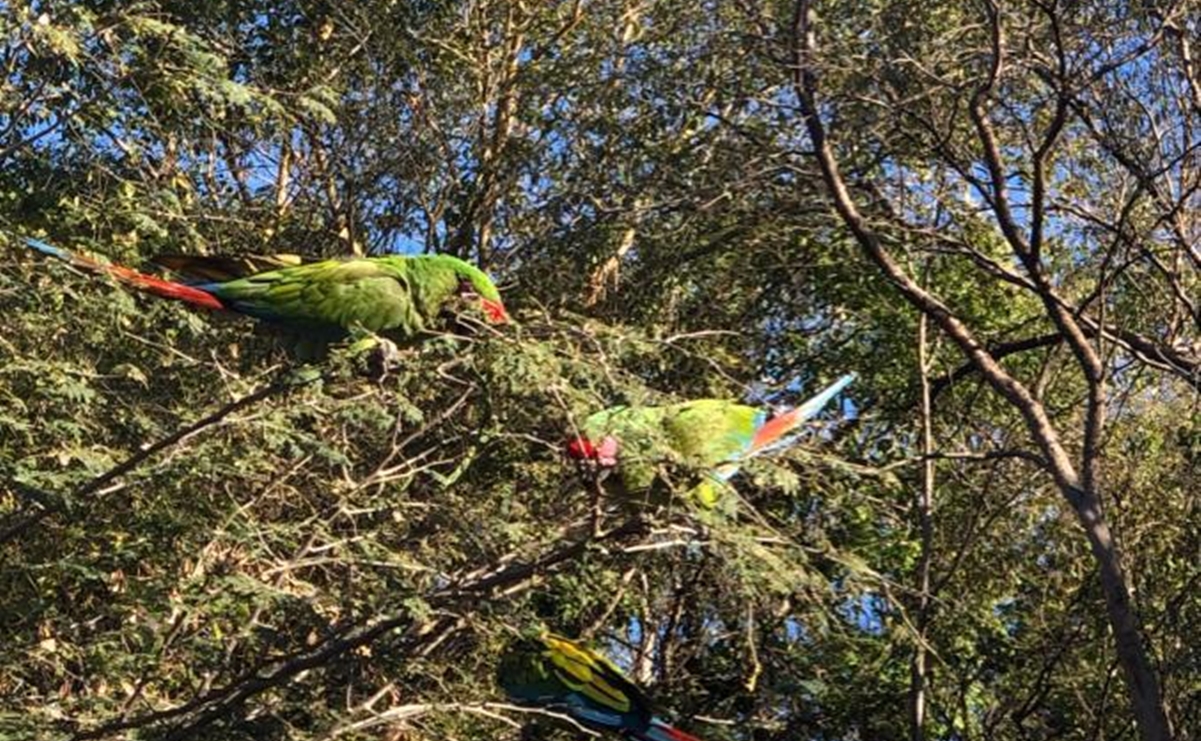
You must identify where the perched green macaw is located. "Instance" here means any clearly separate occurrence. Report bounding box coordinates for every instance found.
[497,631,703,741]
[20,237,508,345]
[565,374,854,507]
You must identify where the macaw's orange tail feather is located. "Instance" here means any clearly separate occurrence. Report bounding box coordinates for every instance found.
[748,373,855,456]
[23,237,226,311]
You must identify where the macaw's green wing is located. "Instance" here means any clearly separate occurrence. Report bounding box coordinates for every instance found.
[497,641,561,701]
[499,633,703,741]
[542,633,652,717]
[153,253,308,283]
[498,633,651,726]
[205,258,427,335]
[654,401,759,509]
[660,400,763,467]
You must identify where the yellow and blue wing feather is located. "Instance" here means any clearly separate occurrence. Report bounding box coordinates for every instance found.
[499,632,704,741]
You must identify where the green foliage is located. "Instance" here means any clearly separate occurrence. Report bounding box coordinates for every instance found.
[1,1,1199,741]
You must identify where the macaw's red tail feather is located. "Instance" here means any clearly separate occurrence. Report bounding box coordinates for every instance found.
[632,718,705,741]
[23,237,225,311]
[100,262,226,310]
[748,373,855,456]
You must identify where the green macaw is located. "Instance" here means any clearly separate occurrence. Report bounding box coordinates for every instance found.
[565,374,854,507]
[20,237,508,348]
[497,631,703,741]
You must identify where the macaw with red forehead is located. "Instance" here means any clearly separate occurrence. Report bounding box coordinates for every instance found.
[20,237,508,347]
[566,374,854,508]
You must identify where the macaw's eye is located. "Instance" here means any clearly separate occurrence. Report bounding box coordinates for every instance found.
[457,277,479,298]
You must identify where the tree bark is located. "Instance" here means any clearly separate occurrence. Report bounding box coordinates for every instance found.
[789,3,1172,738]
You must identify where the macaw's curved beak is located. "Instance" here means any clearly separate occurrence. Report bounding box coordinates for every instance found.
[565,439,615,487]
[594,436,618,467]
[481,297,508,324]
[566,435,618,468]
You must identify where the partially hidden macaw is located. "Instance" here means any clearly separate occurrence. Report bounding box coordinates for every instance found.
[20,237,508,346]
[497,631,703,741]
[565,374,854,508]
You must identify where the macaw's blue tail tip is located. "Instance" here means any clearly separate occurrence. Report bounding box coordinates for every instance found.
[20,236,68,260]
[756,373,856,447]
[807,372,855,407]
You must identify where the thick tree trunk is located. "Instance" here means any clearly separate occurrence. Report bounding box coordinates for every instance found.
[1075,490,1172,741]
[789,4,1173,738]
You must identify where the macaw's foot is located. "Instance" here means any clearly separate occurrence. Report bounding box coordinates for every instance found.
[333,333,407,381]
[358,336,403,382]
[345,336,401,381]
